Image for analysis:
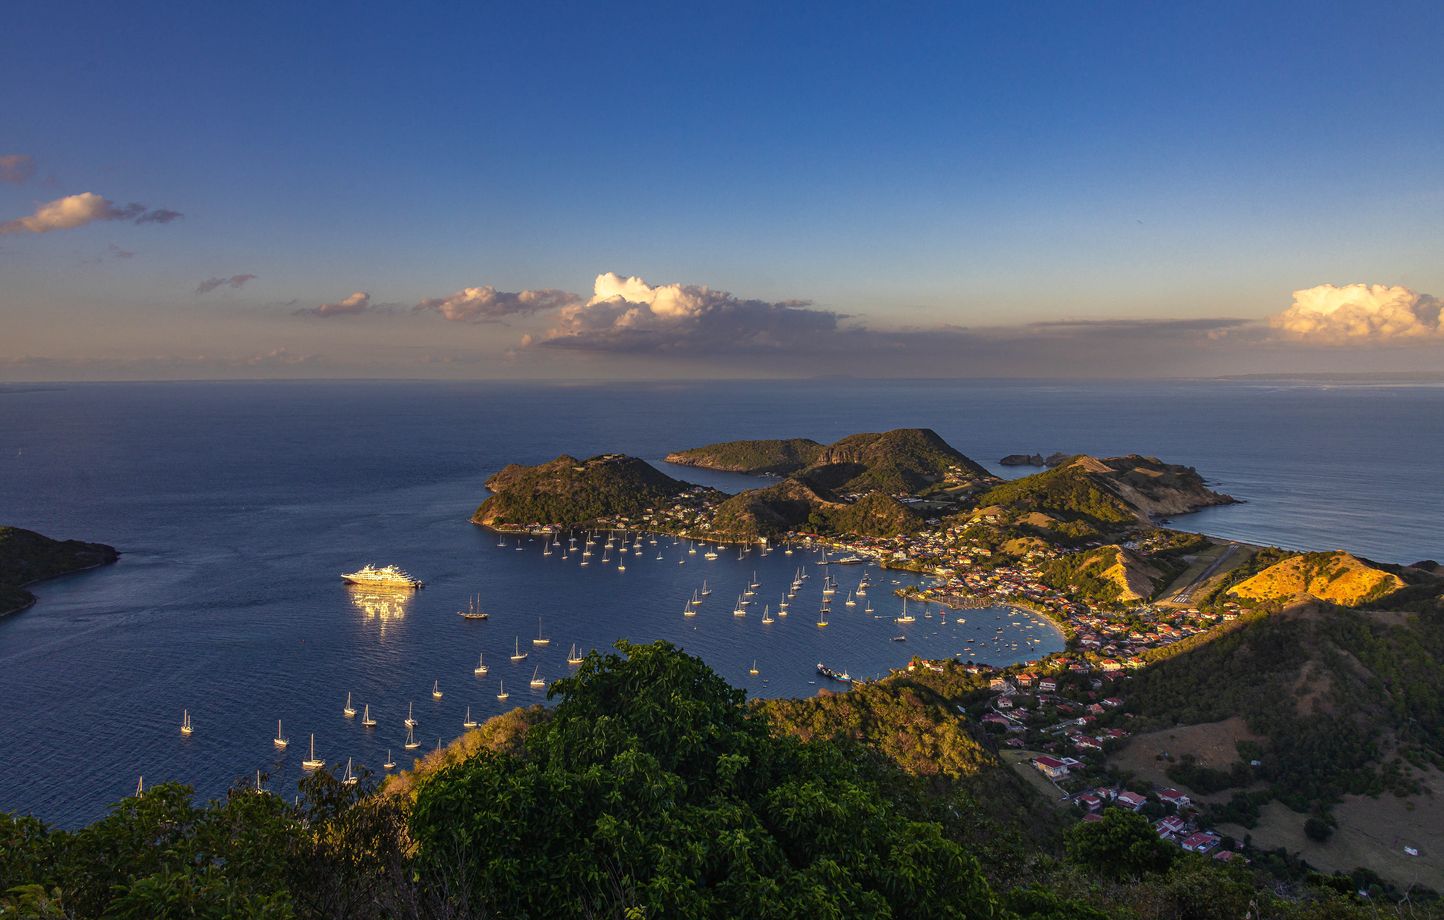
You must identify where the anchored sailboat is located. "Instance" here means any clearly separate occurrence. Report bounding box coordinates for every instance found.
[302,734,324,770]
[404,724,419,750]
[511,636,527,661]
[496,680,509,701]
[431,680,443,700]
[343,692,356,718]
[530,666,545,689]
[273,720,288,749]
[361,704,376,728]
[567,643,583,665]
[180,710,193,736]
[383,750,395,770]
[532,618,550,647]
[474,652,489,676]
[342,758,358,786]
[462,706,477,729]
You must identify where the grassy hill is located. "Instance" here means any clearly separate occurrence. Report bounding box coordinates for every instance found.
[1128,598,1444,823]
[1229,551,1405,607]
[977,455,1232,529]
[1040,544,1167,606]
[0,526,118,615]
[472,454,704,528]
[664,437,824,475]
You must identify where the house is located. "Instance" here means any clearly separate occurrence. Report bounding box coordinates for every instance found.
[1155,815,1187,838]
[1039,678,1058,693]
[1115,791,1147,811]
[1033,755,1069,780]
[1158,788,1192,809]
[1181,832,1221,853]
[1076,793,1103,812]
[1016,672,1037,688]
[1101,697,1123,708]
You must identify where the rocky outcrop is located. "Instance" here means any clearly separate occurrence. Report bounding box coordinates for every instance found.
[1000,454,1045,467]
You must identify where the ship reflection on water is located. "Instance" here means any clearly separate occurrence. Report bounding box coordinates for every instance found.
[347,585,413,637]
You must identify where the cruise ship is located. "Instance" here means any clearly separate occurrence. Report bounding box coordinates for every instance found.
[340,564,423,589]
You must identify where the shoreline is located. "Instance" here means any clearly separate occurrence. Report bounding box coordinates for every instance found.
[0,556,120,620]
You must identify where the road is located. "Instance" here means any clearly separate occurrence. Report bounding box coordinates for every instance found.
[1170,542,1240,605]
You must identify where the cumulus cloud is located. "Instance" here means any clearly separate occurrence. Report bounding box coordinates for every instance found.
[196,273,257,294]
[0,154,36,184]
[1268,283,1443,344]
[537,272,841,353]
[299,291,371,318]
[415,285,580,322]
[0,192,183,235]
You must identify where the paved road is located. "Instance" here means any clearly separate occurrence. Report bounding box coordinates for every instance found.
[1171,542,1240,605]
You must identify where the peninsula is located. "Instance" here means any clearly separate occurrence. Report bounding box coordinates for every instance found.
[0,525,118,616]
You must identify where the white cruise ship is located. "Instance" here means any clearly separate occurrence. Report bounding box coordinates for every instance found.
[340,564,423,589]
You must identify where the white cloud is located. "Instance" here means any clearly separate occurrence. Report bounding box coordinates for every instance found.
[0,154,36,184]
[0,192,182,235]
[538,272,839,353]
[301,291,371,318]
[415,285,579,321]
[1269,283,1443,344]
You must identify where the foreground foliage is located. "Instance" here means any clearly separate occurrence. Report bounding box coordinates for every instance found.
[3,642,1433,919]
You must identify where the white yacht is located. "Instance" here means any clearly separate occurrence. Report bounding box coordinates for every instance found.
[340,564,423,589]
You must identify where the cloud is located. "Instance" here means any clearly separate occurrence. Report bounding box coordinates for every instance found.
[0,192,183,235]
[537,272,841,353]
[107,243,136,260]
[1268,283,1443,344]
[196,273,257,294]
[415,285,581,322]
[299,291,371,318]
[0,154,36,184]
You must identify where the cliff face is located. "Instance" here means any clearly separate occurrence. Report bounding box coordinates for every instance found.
[473,454,700,528]
[1229,551,1405,607]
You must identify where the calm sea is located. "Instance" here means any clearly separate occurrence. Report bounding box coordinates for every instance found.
[0,379,1438,826]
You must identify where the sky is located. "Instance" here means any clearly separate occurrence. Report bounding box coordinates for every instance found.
[3,1,1443,380]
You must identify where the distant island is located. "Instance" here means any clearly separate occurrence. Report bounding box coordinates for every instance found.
[0,526,118,616]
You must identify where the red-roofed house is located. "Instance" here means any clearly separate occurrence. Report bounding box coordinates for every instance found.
[1115,791,1146,811]
[1033,755,1069,780]
[1181,832,1221,853]
[1158,788,1192,809]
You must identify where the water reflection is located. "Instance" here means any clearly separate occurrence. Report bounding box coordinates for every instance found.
[347,585,412,638]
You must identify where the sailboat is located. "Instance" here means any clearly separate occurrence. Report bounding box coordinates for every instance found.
[684,600,696,617]
[458,594,489,620]
[383,750,395,770]
[432,680,443,700]
[343,692,356,718]
[733,594,746,617]
[361,704,376,728]
[567,643,583,665]
[135,776,144,798]
[817,607,829,628]
[761,604,774,624]
[302,734,324,770]
[180,709,193,736]
[750,571,760,589]
[510,637,528,661]
[496,680,509,701]
[895,598,915,624]
[864,600,874,614]
[403,724,419,750]
[532,618,550,647]
[474,652,489,676]
[845,591,856,607]
[404,702,416,728]
[273,720,288,749]
[342,757,358,786]
[700,579,711,596]
[463,706,477,729]
[749,659,759,676]
[529,666,545,689]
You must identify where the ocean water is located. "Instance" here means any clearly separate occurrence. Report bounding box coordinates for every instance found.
[0,379,1439,826]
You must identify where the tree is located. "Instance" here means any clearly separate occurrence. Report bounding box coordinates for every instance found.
[1064,808,1176,881]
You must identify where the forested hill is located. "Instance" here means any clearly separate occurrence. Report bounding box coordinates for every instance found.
[664,437,824,475]
[471,454,712,528]
[0,526,118,615]
[668,428,994,495]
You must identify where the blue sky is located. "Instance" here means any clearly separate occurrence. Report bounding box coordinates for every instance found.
[3,2,1443,378]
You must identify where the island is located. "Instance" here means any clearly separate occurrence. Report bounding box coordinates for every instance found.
[466,426,1444,894]
[1000,453,1046,466]
[0,525,118,616]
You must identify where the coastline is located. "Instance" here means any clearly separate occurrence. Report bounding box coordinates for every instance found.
[0,555,119,620]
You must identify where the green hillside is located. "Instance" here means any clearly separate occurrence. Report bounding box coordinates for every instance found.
[977,455,1232,528]
[472,454,703,528]
[801,428,992,494]
[664,437,824,475]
